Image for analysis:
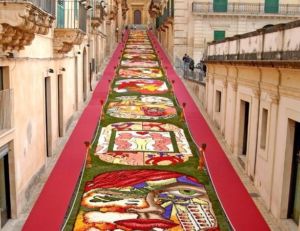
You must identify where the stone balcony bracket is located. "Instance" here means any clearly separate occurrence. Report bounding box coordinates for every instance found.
[0,2,54,53]
[91,17,103,28]
[54,29,86,54]
[166,16,174,25]
[108,9,117,20]
[91,4,107,28]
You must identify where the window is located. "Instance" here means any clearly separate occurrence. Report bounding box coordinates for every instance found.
[264,0,279,13]
[57,0,65,28]
[214,30,225,41]
[260,108,268,149]
[213,0,228,12]
[215,90,222,112]
[74,0,79,19]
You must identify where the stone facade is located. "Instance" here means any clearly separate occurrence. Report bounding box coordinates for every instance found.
[152,0,300,69]
[0,0,127,228]
[204,20,300,229]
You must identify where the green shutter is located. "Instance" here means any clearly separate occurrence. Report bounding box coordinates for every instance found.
[57,1,65,28]
[214,31,225,41]
[265,0,279,13]
[74,0,79,19]
[213,0,227,12]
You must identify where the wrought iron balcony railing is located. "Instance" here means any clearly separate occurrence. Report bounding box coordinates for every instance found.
[0,0,56,15]
[57,0,87,32]
[0,89,13,131]
[192,2,300,15]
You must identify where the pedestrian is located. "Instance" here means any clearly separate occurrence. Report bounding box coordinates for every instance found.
[189,58,194,72]
[121,30,125,42]
[182,54,189,78]
[197,60,204,81]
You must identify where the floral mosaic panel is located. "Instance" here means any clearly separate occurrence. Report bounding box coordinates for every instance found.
[126,39,151,45]
[122,53,157,60]
[113,131,174,152]
[106,95,177,120]
[118,67,163,78]
[124,48,155,54]
[73,170,218,230]
[126,44,153,49]
[113,79,168,94]
[94,122,192,166]
[121,60,159,68]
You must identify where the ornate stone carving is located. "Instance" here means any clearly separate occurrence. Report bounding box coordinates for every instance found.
[0,2,54,53]
[53,29,86,54]
[91,4,107,28]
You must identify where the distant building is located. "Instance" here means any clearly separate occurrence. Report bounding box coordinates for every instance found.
[150,0,300,67]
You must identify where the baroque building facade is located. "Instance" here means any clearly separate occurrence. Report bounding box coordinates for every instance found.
[0,0,129,228]
[150,0,300,67]
[201,20,300,230]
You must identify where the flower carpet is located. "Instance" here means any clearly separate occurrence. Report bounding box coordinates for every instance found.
[23,29,270,231]
[63,30,228,231]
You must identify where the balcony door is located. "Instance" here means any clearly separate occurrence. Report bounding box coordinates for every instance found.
[134,10,141,24]
[57,0,65,28]
[213,0,227,12]
[0,144,11,228]
[265,0,279,13]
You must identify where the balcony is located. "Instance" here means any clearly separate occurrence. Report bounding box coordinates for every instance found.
[121,0,128,19]
[91,1,107,28]
[155,0,174,31]
[53,0,86,54]
[205,20,300,63]
[149,0,162,18]
[192,2,300,16]
[0,89,13,134]
[0,0,55,53]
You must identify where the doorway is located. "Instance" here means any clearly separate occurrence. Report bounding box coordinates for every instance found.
[44,77,52,156]
[134,10,141,24]
[75,57,78,110]
[0,145,11,228]
[57,74,64,137]
[0,67,3,90]
[239,100,250,156]
[83,48,87,102]
[288,121,300,225]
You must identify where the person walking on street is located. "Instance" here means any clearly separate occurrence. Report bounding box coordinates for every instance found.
[182,54,190,78]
